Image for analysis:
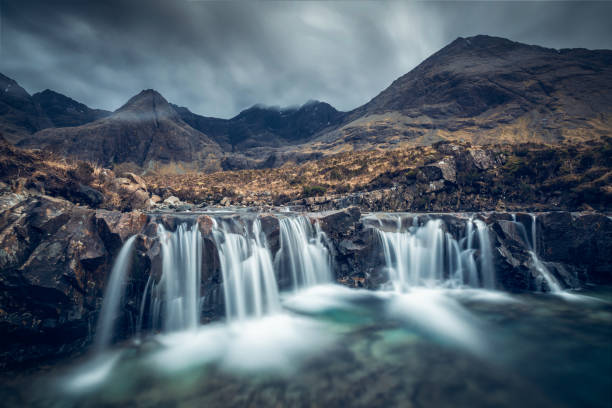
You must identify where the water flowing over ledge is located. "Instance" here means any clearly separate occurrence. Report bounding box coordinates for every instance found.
[1,198,610,371]
[91,208,609,351]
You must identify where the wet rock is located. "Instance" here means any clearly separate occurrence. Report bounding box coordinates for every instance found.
[538,212,612,284]
[96,210,148,241]
[314,206,361,240]
[197,215,214,237]
[259,215,280,255]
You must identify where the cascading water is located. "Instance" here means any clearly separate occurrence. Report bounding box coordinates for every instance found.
[94,235,137,352]
[509,214,562,292]
[147,223,203,332]
[373,215,496,291]
[276,216,332,290]
[212,217,281,321]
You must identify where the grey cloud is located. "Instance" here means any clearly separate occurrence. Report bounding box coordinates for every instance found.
[1,0,611,118]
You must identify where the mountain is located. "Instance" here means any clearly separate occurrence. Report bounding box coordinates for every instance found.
[21,90,222,171]
[0,73,52,143]
[32,89,111,127]
[173,100,344,151]
[312,35,612,150]
[7,35,612,171]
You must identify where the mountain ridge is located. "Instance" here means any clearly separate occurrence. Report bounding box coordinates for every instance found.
[4,34,612,172]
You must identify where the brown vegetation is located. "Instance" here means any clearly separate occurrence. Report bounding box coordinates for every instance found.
[145,137,612,211]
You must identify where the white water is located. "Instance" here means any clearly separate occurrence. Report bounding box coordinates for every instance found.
[148,223,203,332]
[94,235,137,352]
[374,216,496,291]
[213,218,281,321]
[510,214,562,292]
[276,216,332,290]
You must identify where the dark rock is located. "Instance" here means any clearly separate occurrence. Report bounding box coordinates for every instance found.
[538,212,612,284]
[314,206,361,240]
[73,184,104,207]
[259,215,280,255]
[418,165,444,182]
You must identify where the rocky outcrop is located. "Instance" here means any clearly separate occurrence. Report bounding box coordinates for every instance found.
[0,195,150,368]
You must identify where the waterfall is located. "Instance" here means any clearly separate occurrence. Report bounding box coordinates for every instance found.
[509,214,562,292]
[213,218,281,321]
[149,223,203,332]
[374,216,496,291]
[528,214,562,292]
[474,219,495,289]
[94,235,137,352]
[276,216,332,290]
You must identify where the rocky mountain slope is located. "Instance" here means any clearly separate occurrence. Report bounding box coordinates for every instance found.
[174,100,344,152]
[146,137,612,212]
[311,35,612,152]
[4,35,612,171]
[0,74,52,144]
[32,89,111,127]
[20,90,223,172]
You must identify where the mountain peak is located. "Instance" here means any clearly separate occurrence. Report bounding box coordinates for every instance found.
[115,89,176,119]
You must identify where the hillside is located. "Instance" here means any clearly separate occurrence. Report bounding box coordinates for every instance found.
[4,35,612,171]
[309,35,612,152]
[20,90,223,172]
[0,74,52,144]
[32,89,111,127]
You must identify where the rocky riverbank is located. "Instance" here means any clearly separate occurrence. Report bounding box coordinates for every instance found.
[1,194,610,368]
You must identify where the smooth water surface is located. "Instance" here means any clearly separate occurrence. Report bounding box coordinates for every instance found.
[2,286,611,408]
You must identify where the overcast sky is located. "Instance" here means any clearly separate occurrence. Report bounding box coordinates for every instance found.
[1,0,611,118]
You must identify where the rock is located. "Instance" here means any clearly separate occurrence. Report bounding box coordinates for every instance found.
[95,210,149,242]
[163,196,181,206]
[71,184,105,207]
[0,196,149,368]
[435,157,457,183]
[314,206,361,240]
[468,148,498,170]
[418,165,444,182]
[220,197,231,206]
[121,172,147,191]
[150,194,162,204]
[538,212,612,284]
[197,215,214,237]
[259,215,280,255]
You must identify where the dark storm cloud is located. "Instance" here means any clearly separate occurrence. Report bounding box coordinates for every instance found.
[1,0,611,118]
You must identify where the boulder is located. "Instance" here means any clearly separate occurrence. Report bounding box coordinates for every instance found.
[468,148,498,170]
[313,206,361,240]
[163,196,181,206]
[73,184,105,207]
